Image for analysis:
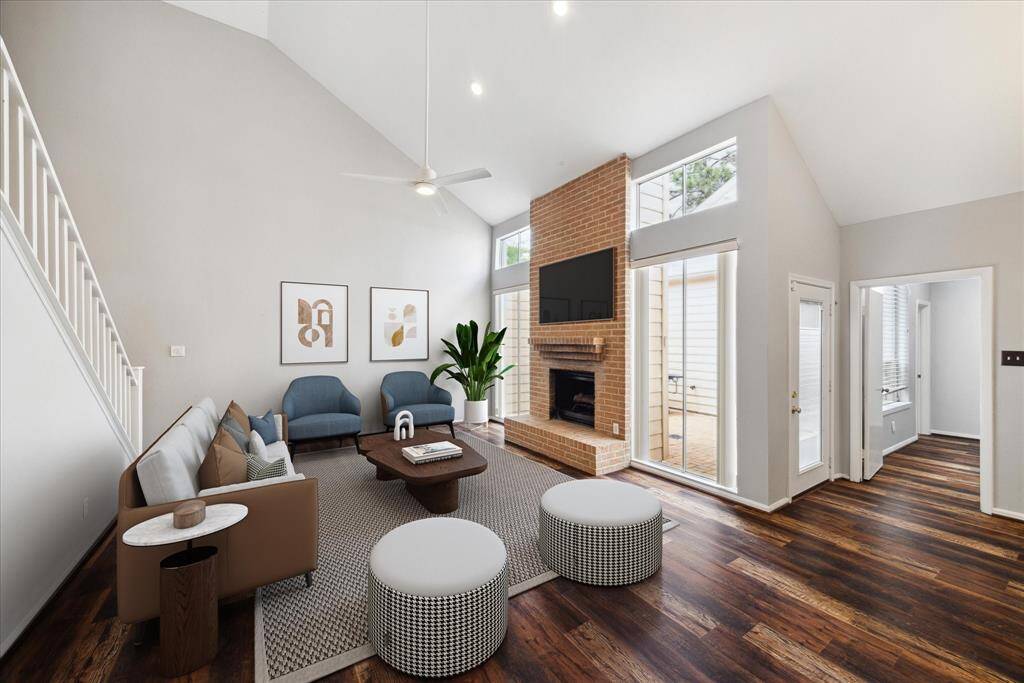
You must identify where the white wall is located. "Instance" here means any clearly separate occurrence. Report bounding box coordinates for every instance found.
[630,97,840,506]
[930,279,982,438]
[840,192,1023,516]
[0,0,492,444]
[1,229,131,655]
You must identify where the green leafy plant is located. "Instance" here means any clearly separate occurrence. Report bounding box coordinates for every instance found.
[430,321,515,402]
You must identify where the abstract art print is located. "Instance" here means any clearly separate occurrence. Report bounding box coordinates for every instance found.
[280,281,349,364]
[370,287,429,361]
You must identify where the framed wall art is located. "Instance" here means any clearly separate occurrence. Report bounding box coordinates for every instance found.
[280,281,349,364]
[370,287,429,361]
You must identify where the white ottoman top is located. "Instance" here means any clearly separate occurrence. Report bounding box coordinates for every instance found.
[541,479,662,526]
[370,518,507,597]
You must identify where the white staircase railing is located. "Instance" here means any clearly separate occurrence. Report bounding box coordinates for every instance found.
[0,36,143,454]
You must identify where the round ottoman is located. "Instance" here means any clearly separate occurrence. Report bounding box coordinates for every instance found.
[539,479,662,586]
[367,518,508,678]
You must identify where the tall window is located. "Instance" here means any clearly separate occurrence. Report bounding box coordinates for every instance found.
[635,139,737,230]
[880,285,910,404]
[494,289,530,418]
[496,227,531,268]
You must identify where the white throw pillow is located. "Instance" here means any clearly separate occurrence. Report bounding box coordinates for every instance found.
[248,429,268,459]
[137,425,201,505]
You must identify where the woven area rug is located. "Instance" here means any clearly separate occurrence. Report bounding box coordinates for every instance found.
[254,432,675,682]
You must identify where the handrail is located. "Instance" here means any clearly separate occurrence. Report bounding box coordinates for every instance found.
[0,35,143,453]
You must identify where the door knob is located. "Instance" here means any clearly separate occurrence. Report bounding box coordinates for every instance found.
[791,406,802,414]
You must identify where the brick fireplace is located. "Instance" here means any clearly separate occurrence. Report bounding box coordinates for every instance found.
[504,156,631,475]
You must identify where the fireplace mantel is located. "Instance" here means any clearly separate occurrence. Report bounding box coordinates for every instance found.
[529,336,606,362]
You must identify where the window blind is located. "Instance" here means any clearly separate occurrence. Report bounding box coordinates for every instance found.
[880,285,909,403]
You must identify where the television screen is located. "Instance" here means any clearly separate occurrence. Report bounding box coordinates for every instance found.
[538,248,614,324]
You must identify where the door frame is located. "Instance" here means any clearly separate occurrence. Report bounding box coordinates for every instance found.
[788,275,836,497]
[848,267,993,513]
[915,300,931,436]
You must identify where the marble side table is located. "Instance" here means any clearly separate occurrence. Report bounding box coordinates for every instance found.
[123,503,247,677]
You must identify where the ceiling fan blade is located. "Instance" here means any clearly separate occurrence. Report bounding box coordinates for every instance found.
[433,168,492,187]
[432,190,450,216]
[341,172,413,185]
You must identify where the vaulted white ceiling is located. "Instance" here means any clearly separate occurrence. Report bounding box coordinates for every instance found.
[167,0,1022,226]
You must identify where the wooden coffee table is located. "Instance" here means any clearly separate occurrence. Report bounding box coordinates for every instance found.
[359,431,487,513]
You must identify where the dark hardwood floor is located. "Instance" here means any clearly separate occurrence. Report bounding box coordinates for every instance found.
[2,430,1021,682]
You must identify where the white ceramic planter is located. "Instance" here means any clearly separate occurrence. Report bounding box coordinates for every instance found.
[464,399,489,424]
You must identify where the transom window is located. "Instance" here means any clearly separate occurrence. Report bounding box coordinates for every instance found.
[635,139,737,230]
[496,226,531,269]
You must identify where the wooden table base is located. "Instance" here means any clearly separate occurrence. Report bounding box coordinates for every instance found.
[159,546,218,677]
[406,479,459,513]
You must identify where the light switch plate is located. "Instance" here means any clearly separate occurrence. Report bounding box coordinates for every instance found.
[170,345,186,358]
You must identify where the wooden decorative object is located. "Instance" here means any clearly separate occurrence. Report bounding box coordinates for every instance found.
[173,500,206,529]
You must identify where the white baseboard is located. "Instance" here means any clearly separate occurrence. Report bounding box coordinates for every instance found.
[830,473,850,481]
[992,507,1024,522]
[629,460,790,512]
[883,434,918,456]
[929,429,981,440]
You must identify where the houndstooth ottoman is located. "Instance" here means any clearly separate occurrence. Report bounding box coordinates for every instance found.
[367,517,508,678]
[539,479,663,586]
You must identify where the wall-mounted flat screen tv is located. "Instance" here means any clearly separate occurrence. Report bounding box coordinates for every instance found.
[538,248,614,324]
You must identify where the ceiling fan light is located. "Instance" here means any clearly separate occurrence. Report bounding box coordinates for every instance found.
[415,182,437,196]
[552,1,569,17]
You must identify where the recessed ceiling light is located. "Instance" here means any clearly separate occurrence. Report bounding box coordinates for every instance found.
[470,81,483,96]
[552,1,568,17]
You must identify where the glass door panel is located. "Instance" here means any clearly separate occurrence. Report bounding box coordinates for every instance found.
[798,300,824,471]
[494,289,530,419]
[642,254,720,480]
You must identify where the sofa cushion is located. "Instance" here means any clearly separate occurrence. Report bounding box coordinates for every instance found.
[384,403,455,427]
[249,430,295,475]
[198,430,247,490]
[249,410,278,444]
[195,397,219,431]
[136,425,202,505]
[197,473,305,497]
[226,400,249,434]
[288,412,362,440]
[181,406,216,450]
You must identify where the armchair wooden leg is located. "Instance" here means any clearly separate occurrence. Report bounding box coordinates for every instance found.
[305,572,314,588]
[131,621,147,646]
[353,434,362,454]
[448,422,456,438]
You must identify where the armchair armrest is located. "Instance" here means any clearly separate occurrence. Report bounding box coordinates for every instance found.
[339,385,361,416]
[429,384,453,405]
[380,386,397,414]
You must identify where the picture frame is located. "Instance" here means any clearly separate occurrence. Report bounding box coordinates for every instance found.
[370,287,429,361]
[280,281,349,364]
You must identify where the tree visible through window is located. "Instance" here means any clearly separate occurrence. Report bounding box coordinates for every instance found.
[635,140,737,230]
[496,227,531,268]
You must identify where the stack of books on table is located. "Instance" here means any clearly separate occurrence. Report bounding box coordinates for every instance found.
[402,441,463,465]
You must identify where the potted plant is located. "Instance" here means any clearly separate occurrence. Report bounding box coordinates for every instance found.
[430,321,514,424]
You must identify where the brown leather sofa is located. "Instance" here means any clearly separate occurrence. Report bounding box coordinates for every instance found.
[116,403,318,624]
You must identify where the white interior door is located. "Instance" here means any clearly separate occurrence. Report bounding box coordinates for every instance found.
[789,281,832,496]
[863,289,884,479]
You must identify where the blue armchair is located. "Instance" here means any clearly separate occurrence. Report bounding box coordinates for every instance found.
[283,376,362,447]
[380,371,455,437]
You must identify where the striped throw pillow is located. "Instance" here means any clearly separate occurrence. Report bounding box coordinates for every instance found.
[245,452,287,481]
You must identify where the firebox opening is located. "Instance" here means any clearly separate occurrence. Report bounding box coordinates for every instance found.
[550,370,595,428]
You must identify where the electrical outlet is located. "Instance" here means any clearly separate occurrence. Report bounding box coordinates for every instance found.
[1002,350,1024,366]
[612,422,620,436]
[82,497,89,519]
[169,345,186,358]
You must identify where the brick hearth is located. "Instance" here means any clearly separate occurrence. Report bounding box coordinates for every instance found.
[505,155,631,475]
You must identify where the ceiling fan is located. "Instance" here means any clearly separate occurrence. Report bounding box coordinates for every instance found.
[342,1,491,213]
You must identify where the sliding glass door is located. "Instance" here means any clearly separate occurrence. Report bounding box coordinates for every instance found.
[493,289,530,419]
[634,250,735,487]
